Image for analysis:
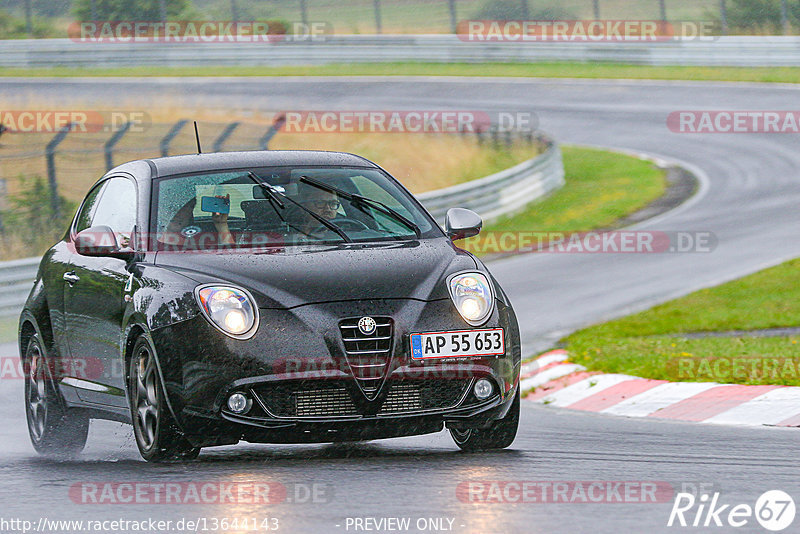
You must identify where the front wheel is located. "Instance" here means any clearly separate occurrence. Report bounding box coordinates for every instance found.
[450,389,519,451]
[129,336,200,462]
[24,333,89,456]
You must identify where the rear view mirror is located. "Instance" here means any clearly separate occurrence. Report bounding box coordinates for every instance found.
[75,226,135,260]
[445,208,482,241]
[253,183,296,199]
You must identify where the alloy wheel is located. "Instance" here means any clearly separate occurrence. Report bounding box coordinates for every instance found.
[26,343,48,442]
[133,344,160,450]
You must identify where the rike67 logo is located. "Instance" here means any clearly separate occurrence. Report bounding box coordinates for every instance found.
[668,490,795,531]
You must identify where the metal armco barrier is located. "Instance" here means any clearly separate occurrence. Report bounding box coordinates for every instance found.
[0,257,40,319]
[418,139,564,225]
[1,36,799,68]
[0,137,564,318]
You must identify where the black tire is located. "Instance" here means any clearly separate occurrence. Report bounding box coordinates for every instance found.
[128,336,200,462]
[24,333,89,456]
[450,389,519,451]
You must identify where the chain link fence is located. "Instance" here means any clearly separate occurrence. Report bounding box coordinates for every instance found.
[0,113,541,261]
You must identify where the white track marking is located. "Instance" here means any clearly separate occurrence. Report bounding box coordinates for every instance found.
[520,351,568,377]
[603,382,722,418]
[521,364,584,391]
[703,387,800,426]
[535,374,638,407]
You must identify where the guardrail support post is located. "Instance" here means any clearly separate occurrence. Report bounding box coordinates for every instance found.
[160,119,188,157]
[105,121,132,170]
[45,122,75,219]
[213,122,240,153]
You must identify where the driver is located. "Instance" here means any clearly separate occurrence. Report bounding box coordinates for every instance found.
[301,189,340,235]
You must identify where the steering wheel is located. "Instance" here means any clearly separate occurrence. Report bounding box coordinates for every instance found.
[311,216,371,235]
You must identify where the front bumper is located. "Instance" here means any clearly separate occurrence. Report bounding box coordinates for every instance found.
[150,298,520,445]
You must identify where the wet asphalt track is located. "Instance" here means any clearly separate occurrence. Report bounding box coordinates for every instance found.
[0,78,799,532]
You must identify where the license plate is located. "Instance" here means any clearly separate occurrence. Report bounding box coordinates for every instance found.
[410,328,505,359]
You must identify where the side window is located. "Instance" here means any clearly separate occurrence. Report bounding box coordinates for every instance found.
[74,183,105,234]
[90,178,137,238]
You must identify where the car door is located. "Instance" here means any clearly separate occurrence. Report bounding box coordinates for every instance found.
[63,176,137,407]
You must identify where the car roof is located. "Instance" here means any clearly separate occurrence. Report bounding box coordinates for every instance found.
[109,150,379,181]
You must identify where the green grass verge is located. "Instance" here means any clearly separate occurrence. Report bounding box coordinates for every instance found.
[566,258,800,386]
[1,62,799,83]
[476,145,667,238]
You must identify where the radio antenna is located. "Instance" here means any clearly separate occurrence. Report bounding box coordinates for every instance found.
[194,121,202,154]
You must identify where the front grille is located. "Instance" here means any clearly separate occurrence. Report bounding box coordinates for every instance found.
[253,382,359,417]
[339,317,394,399]
[378,379,470,414]
[296,387,358,417]
[251,379,471,418]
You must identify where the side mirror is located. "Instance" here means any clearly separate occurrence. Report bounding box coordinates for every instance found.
[75,226,136,260]
[445,208,482,241]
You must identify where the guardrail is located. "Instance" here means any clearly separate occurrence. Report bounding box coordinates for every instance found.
[0,137,564,318]
[419,138,564,225]
[1,36,799,68]
[0,257,40,320]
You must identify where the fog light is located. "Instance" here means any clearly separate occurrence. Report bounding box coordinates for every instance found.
[227,392,251,414]
[474,379,494,400]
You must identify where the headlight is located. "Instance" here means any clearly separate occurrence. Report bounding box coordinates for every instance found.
[448,272,494,326]
[195,285,258,339]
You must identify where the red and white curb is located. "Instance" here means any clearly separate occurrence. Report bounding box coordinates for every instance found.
[521,350,800,428]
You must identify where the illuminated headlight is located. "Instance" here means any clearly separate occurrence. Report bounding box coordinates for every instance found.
[195,285,258,339]
[448,272,494,326]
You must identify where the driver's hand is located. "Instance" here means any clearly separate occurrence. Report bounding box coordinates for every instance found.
[212,194,234,246]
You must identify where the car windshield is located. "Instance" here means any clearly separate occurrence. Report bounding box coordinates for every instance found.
[151,166,440,251]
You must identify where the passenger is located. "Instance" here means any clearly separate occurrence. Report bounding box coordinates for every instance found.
[163,194,234,247]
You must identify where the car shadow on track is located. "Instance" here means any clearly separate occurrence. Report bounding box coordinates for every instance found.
[22,440,524,469]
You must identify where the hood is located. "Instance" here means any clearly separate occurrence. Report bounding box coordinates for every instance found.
[154,238,478,309]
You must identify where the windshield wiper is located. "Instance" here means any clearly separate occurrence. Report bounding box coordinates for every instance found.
[247,172,352,243]
[299,176,422,239]
[247,172,285,209]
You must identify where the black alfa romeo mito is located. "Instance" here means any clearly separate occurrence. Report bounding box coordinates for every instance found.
[19,151,521,462]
